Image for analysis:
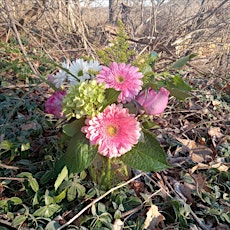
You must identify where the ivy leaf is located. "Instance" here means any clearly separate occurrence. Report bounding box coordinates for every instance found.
[33,204,61,218]
[103,88,120,109]
[120,132,170,172]
[54,189,67,203]
[54,166,68,191]
[9,197,22,205]
[56,132,97,174]
[28,177,39,192]
[12,215,27,227]
[170,53,197,69]
[67,185,77,202]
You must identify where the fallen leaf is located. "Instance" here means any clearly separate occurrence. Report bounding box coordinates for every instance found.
[176,138,197,151]
[208,127,223,139]
[177,138,213,163]
[113,219,124,230]
[143,204,165,230]
[190,163,209,174]
[190,148,213,163]
[210,162,229,172]
[21,121,37,131]
[190,161,229,174]
[178,183,195,203]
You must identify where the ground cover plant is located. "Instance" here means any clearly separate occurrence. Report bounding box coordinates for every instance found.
[0,1,230,230]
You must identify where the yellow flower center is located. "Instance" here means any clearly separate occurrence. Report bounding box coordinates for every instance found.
[116,75,125,83]
[106,124,119,137]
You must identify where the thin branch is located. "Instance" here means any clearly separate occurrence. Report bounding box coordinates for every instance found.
[4,0,39,76]
[57,173,144,230]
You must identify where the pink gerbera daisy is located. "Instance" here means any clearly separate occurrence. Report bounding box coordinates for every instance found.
[81,104,141,158]
[96,62,143,103]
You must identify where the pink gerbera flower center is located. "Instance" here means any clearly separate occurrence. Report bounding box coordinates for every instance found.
[106,124,119,137]
[115,75,125,83]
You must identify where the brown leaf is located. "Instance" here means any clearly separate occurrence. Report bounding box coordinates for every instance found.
[21,121,37,131]
[176,138,197,151]
[208,127,223,139]
[190,163,210,174]
[179,183,195,203]
[190,148,213,163]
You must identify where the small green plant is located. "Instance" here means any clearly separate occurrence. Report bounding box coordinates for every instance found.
[97,20,135,65]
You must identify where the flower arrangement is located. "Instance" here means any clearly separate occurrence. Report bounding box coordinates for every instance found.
[44,22,192,189]
[45,57,170,189]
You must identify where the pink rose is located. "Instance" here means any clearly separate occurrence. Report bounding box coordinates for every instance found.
[136,87,169,115]
[45,91,66,118]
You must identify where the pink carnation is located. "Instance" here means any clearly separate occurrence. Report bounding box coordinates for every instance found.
[136,87,169,115]
[45,91,66,118]
[82,104,141,158]
[96,62,143,103]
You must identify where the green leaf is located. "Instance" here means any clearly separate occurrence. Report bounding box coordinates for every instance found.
[40,170,53,184]
[33,204,61,218]
[169,88,191,101]
[44,190,54,206]
[75,183,86,198]
[166,75,192,100]
[21,142,30,151]
[142,65,153,76]
[170,53,197,69]
[45,220,61,230]
[32,192,39,206]
[54,166,68,191]
[0,140,12,151]
[63,118,85,137]
[67,185,77,202]
[171,75,192,91]
[11,215,27,227]
[17,172,32,178]
[9,197,22,205]
[54,189,67,203]
[28,177,39,192]
[56,132,97,174]
[103,88,120,109]
[148,51,159,68]
[120,132,170,172]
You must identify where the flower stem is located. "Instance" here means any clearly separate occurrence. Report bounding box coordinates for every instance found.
[106,157,112,189]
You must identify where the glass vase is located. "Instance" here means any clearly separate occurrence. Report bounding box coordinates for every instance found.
[88,153,131,190]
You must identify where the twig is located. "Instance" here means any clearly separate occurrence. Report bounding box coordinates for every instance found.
[0,163,19,170]
[4,0,39,76]
[0,177,27,181]
[181,119,225,135]
[57,173,144,230]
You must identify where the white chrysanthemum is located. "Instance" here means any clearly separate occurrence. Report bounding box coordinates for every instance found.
[53,61,70,88]
[88,60,102,72]
[68,59,90,85]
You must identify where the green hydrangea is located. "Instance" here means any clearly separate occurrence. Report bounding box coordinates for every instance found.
[62,80,106,119]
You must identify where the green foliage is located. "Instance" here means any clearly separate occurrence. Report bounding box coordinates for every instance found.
[97,20,135,65]
[170,53,197,69]
[120,131,170,172]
